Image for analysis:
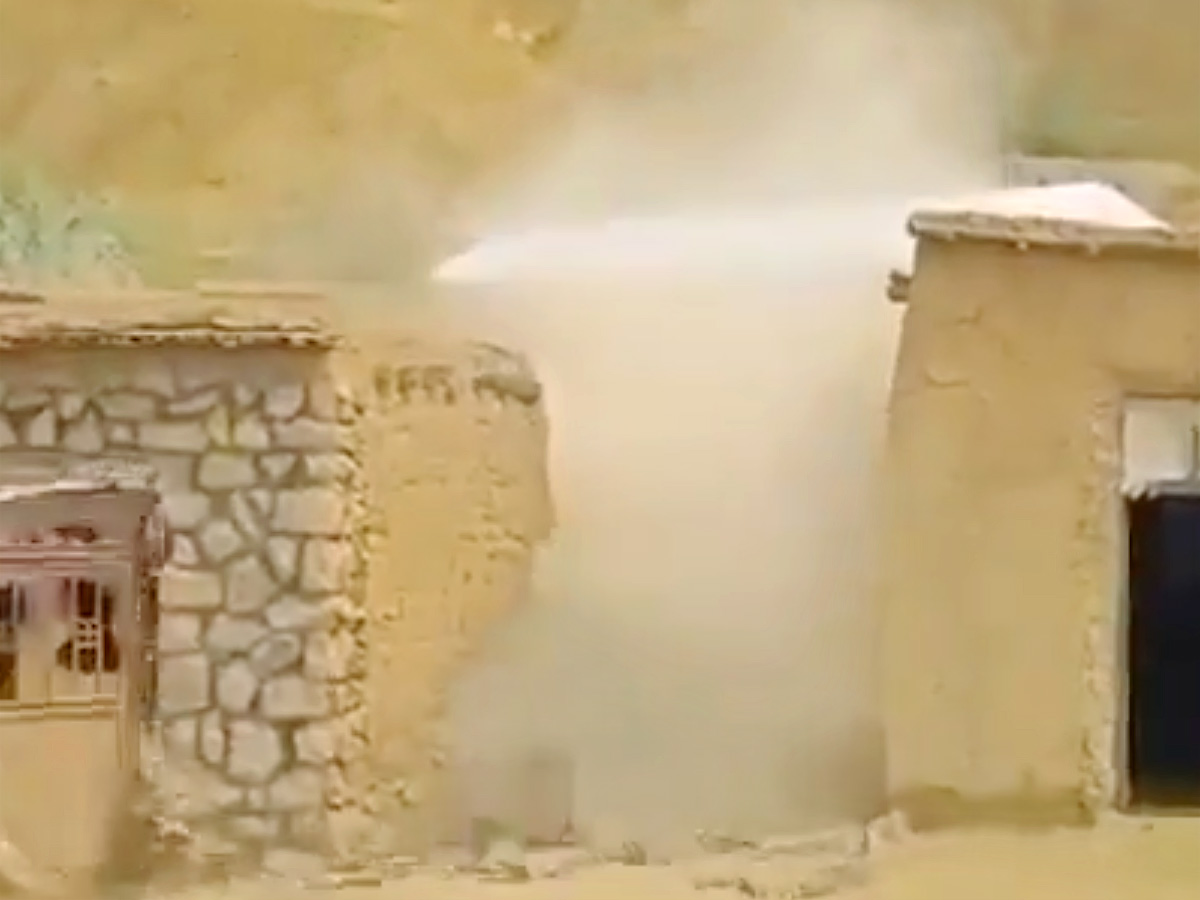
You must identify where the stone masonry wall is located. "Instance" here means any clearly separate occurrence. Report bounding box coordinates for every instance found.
[0,343,364,874]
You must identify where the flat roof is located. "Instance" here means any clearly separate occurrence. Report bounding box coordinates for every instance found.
[0,282,339,350]
[908,182,1200,257]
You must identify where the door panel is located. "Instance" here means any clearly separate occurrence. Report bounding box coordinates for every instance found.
[0,705,124,873]
[0,571,131,875]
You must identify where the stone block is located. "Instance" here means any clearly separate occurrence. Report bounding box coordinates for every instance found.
[260,453,297,482]
[97,391,157,420]
[303,631,355,682]
[299,539,351,594]
[231,491,265,542]
[24,407,56,446]
[227,720,284,784]
[250,633,303,678]
[207,615,268,657]
[234,384,260,410]
[55,392,86,421]
[146,455,194,494]
[170,534,201,567]
[158,612,202,654]
[225,554,275,614]
[273,418,340,451]
[105,422,135,446]
[233,413,271,449]
[139,421,208,452]
[197,451,256,489]
[266,537,299,586]
[303,453,349,484]
[266,595,325,632]
[273,488,345,535]
[158,654,211,715]
[216,660,260,714]
[249,488,274,517]
[63,411,103,453]
[200,710,226,766]
[262,675,328,721]
[160,568,222,611]
[199,519,244,563]
[265,384,305,420]
[206,406,231,446]
[4,389,49,413]
[166,389,222,417]
[162,492,211,530]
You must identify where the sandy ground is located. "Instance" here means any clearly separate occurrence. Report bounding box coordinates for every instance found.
[166,820,1200,900]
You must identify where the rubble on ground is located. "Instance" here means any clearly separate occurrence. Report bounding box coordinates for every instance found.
[395,812,913,898]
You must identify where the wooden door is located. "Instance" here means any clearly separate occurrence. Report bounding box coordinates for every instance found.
[0,556,137,879]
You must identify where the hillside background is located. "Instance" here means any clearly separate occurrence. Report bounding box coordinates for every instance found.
[0,0,1197,282]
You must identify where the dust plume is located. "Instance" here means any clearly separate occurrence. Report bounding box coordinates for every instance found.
[434,0,1003,851]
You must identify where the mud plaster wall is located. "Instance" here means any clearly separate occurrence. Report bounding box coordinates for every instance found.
[0,342,363,871]
[880,240,1200,827]
[353,337,552,854]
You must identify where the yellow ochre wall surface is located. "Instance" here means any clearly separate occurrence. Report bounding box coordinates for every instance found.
[880,237,1200,827]
[354,334,553,851]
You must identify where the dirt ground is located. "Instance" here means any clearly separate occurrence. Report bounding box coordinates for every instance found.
[165,820,1200,899]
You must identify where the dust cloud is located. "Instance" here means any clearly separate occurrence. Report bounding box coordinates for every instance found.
[433,0,1003,852]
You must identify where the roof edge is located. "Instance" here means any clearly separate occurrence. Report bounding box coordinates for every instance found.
[0,280,341,350]
[908,211,1200,257]
[0,318,341,351]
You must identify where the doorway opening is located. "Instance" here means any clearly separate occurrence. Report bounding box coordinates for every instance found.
[1125,493,1200,810]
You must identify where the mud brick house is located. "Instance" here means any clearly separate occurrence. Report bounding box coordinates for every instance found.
[881,183,1200,828]
[0,286,552,882]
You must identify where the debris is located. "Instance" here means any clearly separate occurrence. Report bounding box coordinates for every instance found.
[696,829,759,854]
[378,855,419,880]
[476,860,531,884]
[611,840,650,866]
[756,826,867,860]
[524,847,596,879]
[865,809,911,852]
[310,866,385,889]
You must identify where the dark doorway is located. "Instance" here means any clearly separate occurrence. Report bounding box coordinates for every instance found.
[1126,494,1200,809]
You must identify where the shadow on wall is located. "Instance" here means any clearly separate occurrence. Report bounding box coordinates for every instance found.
[427,0,1002,853]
